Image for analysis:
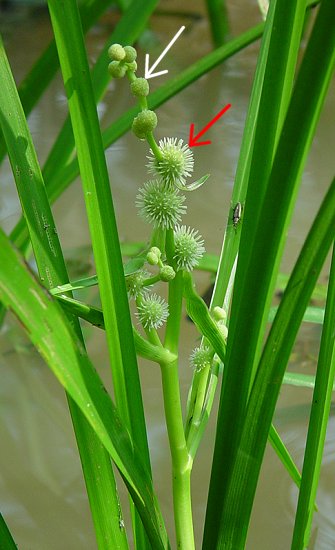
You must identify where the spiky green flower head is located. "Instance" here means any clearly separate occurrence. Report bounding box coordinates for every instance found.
[173,225,205,271]
[190,346,212,372]
[136,179,186,229]
[126,270,151,299]
[147,138,194,187]
[136,293,169,329]
[132,110,157,139]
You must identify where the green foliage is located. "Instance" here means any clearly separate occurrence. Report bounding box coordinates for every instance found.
[0,1,334,549]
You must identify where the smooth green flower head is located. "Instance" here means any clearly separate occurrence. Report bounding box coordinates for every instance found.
[173,225,205,271]
[147,247,161,265]
[160,265,176,282]
[124,45,137,63]
[126,270,150,299]
[213,306,227,322]
[147,137,194,187]
[127,60,138,72]
[136,179,186,229]
[131,78,150,98]
[132,110,157,139]
[190,346,212,372]
[108,61,126,79]
[216,322,228,341]
[136,293,169,329]
[108,43,126,61]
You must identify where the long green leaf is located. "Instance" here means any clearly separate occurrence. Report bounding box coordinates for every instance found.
[46,1,154,545]
[0,514,17,550]
[292,243,335,548]
[204,0,335,545]
[220,169,335,546]
[47,0,150,463]
[205,0,229,47]
[0,33,128,550]
[0,229,168,550]
[185,0,318,439]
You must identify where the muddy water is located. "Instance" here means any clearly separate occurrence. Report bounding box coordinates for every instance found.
[0,2,334,549]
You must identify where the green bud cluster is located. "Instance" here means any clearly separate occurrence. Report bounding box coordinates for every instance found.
[146,248,176,281]
[212,307,228,341]
[108,43,138,79]
[146,246,161,265]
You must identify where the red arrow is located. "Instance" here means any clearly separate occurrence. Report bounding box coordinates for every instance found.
[188,103,232,147]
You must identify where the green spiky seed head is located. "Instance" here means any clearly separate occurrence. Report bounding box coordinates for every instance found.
[147,138,194,188]
[108,61,126,78]
[131,78,149,98]
[160,265,176,282]
[136,293,169,329]
[190,346,212,372]
[108,43,126,61]
[173,225,205,271]
[132,110,157,139]
[124,45,137,63]
[126,270,151,299]
[136,180,186,229]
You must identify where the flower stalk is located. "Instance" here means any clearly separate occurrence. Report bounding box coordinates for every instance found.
[108,42,211,548]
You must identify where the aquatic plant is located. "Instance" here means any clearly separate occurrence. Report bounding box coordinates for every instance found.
[0,1,334,549]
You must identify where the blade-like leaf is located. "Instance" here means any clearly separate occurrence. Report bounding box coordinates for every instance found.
[292,243,335,548]
[47,1,155,544]
[0,514,17,550]
[204,0,335,544]
[0,33,129,550]
[0,229,168,549]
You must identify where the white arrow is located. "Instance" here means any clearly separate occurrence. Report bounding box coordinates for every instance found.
[145,26,185,80]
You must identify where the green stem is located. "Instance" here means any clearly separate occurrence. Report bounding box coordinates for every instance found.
[160,359,194,550]
[142,274,161,287]
[155,227,194,547]
[146,131,163,161]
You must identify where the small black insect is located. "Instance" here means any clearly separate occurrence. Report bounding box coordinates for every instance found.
[232,202,242,228]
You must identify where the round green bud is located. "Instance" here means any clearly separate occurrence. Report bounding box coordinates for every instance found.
[108,43,126,61]
[127,60,138,72]
[218,323,228,340]
[150,247,161,259]
[132,110,157,139]
[108,61,126,79]
[124,45,137,63]
[130,78,150,98]
[213,306,227,322]
[147,250,159,265]
[160,265,176,282]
